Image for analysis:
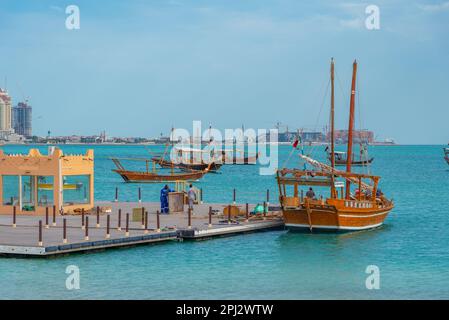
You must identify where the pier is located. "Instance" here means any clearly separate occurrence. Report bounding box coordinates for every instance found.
[0,201,284,257]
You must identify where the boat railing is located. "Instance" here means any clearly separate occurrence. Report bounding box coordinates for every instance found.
[344,200,374,209]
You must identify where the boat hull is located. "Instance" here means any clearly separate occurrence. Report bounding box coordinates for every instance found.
[445,155,449,165]
[223,156,258,165]
[332,157,374,166]
[113,169,207,183]
[282,205,391,232]
[152,157,222,171]
[222,152,259,165]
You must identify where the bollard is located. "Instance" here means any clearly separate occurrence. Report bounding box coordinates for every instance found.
[52,205,56,226]
[228,204,231,224]
[85,217,89,241]
[45,207,49,229]
[156,210,160,232]
[208,206,212,228]
[200,188,203,204]
[141,207,145,229]
[96,206,100,228]
[117,209,122,231]
[266,189,270,206]
[38,220,43,246]
[245,203,249,222]
[233,188,236,204]
[63,218,67,244]
[106,214,110,239]
[114,187,118,202]
[12,206,16,228]
[138,187,142,203]
[144,211,149,234]
[125,213,129,236]
[188,208,192,229]
[81,208,85,230]
[263,201,267,219]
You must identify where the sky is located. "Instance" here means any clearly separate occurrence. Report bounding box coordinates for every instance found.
[0,0,448,144]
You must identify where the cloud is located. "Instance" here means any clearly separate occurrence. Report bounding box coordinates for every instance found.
[49,5,63,12]
[339,18,364,29]
[418,1,449,12]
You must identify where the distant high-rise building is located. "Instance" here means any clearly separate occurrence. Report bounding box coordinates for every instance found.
[0,88,12,133]
[12,101,32,137]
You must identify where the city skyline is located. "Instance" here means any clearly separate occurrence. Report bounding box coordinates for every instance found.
[0,0,448,144]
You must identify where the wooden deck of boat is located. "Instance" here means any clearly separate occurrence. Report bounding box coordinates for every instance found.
[0,202,284,257]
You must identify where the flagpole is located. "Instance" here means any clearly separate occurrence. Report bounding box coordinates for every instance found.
[299,129,306,171]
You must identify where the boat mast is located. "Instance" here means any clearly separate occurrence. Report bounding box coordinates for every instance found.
[330,58,336,198]
[345,59,357,199]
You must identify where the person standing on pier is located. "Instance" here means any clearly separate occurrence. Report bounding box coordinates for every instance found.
[160,185,172,214]
[187,184,196,214]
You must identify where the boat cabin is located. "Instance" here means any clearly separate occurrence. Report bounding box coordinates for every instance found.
[276,167,387,210]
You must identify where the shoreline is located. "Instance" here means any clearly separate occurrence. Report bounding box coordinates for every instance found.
[0,142,407,147]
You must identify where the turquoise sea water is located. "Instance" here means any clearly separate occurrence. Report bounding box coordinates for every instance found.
[0,144,448,299]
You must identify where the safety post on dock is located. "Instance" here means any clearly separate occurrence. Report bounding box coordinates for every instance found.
[144,211,149,234]
[106,214,111,239]
[52,205,56,226]
[188,208,192,229]
[266,189,270,207]
[233,188,236,204]
[227,204,231,224]
[96,206,100,228]
[81,208,85,230]
[63,218,67,244]
[12,206,16,228]
[138,187,142,203]
[85,216,89,241]
[117,209,122,231]
[45,207,49,229]
[263,201,267,220]
[200,188,203,204]
[114,187,118,202]
[38,220,43,246]
[125,213,129,237]
[208,206,212,228]
[245,203,249,223]
[141,207,145,229]
[156,210,160,232]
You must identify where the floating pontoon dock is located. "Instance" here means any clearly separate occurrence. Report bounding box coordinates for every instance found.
[0,202,284,257]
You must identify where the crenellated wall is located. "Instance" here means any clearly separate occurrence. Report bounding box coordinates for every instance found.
[0,148,94,215]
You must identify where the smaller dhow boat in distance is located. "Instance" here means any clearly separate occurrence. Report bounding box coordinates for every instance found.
[110,157,212,182]
[326,148,374,166]
[220,149,260,165]
[151,146,222,172]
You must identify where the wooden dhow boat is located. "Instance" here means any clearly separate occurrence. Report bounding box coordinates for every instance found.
[220,149,260,165]
[110,157,211,182]
[277,59,394,232]
[151,146,222,172]
[327,150,374,166]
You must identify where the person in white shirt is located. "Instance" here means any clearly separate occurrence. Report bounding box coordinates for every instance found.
[187,184,196,213]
